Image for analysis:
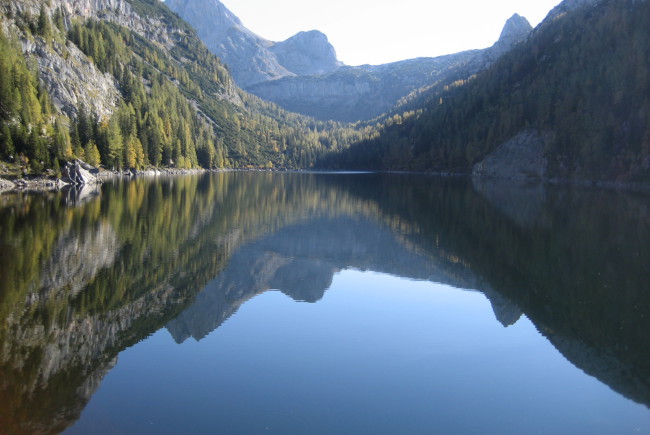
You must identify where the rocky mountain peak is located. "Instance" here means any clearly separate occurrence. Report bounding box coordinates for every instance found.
[496,13,533,48]
[270,30,343,76]
[165,0,243,41]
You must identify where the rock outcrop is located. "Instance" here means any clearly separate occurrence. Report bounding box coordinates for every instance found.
[472,130,550,181]
[63,160,102,186]
[166,0,534,122]
[24,37,121,120]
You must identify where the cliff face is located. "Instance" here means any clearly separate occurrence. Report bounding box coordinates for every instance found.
[247,52,481,122]
[2,0,242,120]
[22,37,121,120]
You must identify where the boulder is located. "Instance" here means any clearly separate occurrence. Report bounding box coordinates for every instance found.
[63,160,102,186]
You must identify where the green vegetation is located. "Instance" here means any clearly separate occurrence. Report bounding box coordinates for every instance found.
[0,31,70,172]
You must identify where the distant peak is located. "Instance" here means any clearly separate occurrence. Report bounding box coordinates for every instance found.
[496,13,533,48]
[288,30,330,41]
[270,29,343,76]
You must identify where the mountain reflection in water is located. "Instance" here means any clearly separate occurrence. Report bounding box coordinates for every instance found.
[0,172,648,434]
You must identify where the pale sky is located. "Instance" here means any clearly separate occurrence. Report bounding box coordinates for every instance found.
[220,0,562,66]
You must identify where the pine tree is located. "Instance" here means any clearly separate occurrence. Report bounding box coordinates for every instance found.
[37,4,52,41]
[84,140,101,166]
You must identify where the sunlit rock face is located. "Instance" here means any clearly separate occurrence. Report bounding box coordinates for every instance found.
[4,0,241,120]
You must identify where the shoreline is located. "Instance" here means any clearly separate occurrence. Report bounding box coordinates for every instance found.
[1,165,649,195]
[0,165,210,194]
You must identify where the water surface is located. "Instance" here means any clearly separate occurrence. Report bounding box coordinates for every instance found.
[0,172,648,434]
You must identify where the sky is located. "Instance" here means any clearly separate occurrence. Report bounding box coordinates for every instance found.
[220,0,563,66]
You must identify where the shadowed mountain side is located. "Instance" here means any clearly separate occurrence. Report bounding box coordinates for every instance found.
[166,216,515,343]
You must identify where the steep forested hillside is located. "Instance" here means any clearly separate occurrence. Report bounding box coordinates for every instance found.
[0,0,370,174]
[325,0,650,182]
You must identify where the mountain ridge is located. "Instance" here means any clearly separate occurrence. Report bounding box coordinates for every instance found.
[166,0,533,122]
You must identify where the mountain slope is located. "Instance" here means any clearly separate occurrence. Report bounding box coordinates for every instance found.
[324,0,650,182]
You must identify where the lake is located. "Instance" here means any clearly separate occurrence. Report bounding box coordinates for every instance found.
[0,172,648,434]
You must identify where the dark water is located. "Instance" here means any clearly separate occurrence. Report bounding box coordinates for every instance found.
[0,172,649,434]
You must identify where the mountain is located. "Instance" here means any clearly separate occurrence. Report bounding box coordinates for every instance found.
[165,0,342,87]
[324,0,650,182]
[167,0,532,122]
[0,0,366,175]
[248,14,532,122]
[269,30,343,76]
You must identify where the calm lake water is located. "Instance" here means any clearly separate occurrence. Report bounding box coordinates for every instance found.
[0,172,649,434]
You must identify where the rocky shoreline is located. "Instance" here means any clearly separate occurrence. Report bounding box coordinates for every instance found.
[0,160,208,193]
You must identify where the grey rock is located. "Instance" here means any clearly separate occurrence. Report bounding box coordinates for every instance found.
[269,30,343,76]
[0,178,15,192]
[166,0,296,86]
[63,160,102,186]
[26,38,120,120]
[486,13,533,60]
[472,130,550,181]
[167,0,534,121]
[166,0,342,88]
[7,0,242,122]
